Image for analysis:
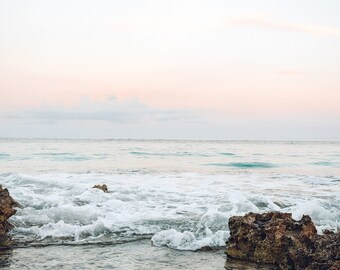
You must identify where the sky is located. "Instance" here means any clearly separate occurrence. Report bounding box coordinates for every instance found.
[0,0,339,140]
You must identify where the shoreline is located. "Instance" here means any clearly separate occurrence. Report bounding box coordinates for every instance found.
[1,183,339,269]
[0,239,226,270]
[0,239,278,270]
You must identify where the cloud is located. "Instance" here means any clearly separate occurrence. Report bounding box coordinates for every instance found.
[1,97,339,140]
[3,96,204,124]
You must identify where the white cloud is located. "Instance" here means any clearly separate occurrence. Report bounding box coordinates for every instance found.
[3,96,203,124]
[1,98,339,140]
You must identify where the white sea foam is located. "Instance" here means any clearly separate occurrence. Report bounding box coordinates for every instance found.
[151,229,229,250]
[1,170,338,250]
[291,199,339,233]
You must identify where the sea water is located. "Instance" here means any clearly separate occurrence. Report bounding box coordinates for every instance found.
[0,139,339,269]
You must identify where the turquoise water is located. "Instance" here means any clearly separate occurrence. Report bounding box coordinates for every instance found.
[0,139,339,269]
[0,139,339,175]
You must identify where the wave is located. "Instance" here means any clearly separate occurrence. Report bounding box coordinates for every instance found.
[1,172,338,250]
[0,153,10,159]
[32,152,92,161]
[129,151,210,157]
[311,161,336,167]
[206,162,276,169]
[151,229,228,251]
[33,152,75,156]
[219,152,235,156]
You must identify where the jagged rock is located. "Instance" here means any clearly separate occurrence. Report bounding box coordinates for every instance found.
[307,231,340,270]
[0,185,18,247]
[226,212,339,270]
[92,184,108,193]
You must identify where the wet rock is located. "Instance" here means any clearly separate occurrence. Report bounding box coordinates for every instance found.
[308,231,340,270]
[225,257,278,270]
[330,261,340,270]
[226,212,339,270]
[92,184,108,193]
[0,185,18,247]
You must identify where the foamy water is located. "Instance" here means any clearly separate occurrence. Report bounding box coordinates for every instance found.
[0,139,339,268]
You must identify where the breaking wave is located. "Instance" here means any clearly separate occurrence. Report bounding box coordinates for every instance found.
[1,172,338,250]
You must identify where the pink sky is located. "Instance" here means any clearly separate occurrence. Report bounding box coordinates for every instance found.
[0,0,339,139]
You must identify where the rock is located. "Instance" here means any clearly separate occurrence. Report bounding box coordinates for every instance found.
[330,261,340,270]
[307,231,340,270]
[92,184,108,193]
[226,212,339,270]
[0,185,18,247]
[225,258,278,270]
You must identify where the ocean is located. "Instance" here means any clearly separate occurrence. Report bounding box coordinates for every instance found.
[0,139,339,269]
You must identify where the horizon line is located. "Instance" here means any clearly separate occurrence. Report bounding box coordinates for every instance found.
[1,137,339,143]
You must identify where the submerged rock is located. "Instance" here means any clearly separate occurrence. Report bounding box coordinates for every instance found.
[0,185,18,247]
[92,184,108,193]
[226,212,339,270]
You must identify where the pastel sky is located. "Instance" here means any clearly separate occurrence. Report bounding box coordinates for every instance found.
[0,0,339,140]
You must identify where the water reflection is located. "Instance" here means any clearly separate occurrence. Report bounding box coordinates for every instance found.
[0,241,278,270]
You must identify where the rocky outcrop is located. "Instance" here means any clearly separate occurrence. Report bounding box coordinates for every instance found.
[0,186,18,247]
[226,212,339,270]
[92,184,108,193]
